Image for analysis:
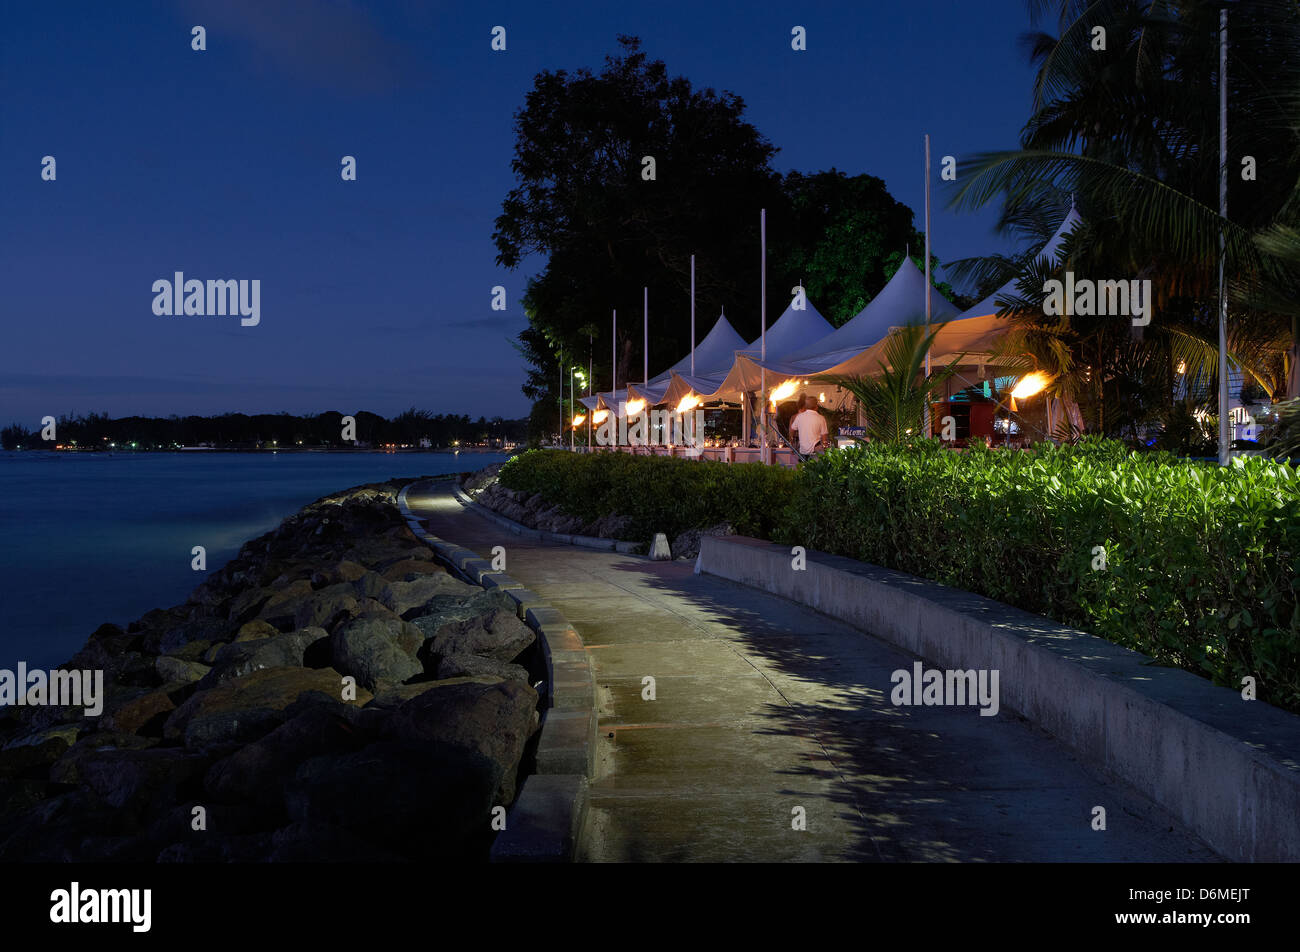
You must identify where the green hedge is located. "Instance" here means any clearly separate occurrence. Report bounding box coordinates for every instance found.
[780,438,1300,712]
[496,442,1300,711]
[497,450,794,542]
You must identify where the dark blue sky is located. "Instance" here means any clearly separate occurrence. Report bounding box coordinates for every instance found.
[1,0,1040,422]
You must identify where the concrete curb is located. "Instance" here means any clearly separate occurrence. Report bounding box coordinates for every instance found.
[450,484,640,555]
[399,480,596,862]
[697,534,1300,863]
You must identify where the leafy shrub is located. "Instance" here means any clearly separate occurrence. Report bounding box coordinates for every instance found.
[498,450,795,541]
[497,442,1300,711]
[778,438,1300,711]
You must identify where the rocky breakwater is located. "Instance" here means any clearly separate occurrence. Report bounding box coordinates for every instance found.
[0,479,542,862]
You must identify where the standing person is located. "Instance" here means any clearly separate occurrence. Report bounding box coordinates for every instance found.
[790,394,829,456]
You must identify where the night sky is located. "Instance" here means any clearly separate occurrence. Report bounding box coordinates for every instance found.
[1,0,1039,422]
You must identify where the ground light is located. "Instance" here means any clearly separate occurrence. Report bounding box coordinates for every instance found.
[571,414,586,428]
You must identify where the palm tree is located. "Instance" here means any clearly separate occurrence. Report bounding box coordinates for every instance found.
[948,0,1300,434]
[826,322,964,443]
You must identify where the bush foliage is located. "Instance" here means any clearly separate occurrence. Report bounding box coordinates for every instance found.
[497,450,794,542]
[783,437,1300,711]
[499,441,1300,710]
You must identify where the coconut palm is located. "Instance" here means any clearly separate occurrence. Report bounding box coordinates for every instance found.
[826,322,964,443]
[948,0,1300,432]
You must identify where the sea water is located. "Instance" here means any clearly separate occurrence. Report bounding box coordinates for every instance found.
[0,450,511,670]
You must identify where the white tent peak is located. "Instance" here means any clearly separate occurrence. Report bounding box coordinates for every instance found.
[737,296,834,363]
[781,256,959,365]
[958,207,1084,320]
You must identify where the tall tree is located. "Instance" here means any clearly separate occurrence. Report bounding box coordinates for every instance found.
[772,169,927,324]
[495,35,784,425]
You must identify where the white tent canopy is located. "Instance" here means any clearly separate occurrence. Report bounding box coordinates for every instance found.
[784,258,959,366]
[576,208,1084,414]
[687,296,835,400]
[615,313,748,410]
[957,206,1082,320]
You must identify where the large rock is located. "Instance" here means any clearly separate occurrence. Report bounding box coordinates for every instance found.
[385,678,539,804]
[365,676,502,710]
[381,560,447,582]
[156,616,237,656]
[163,667,368,748]
[292,584,359,631]
[351,571,390,601]
[198,628,326,689]
[379,574,467,617]
[437,654,529,683]
[205,707,369,809]
[670,522,736,561]
[104,681,196,736]
[284,741,497,859]
[310,560,368,589]
[416,591,535,663]
[330,612,424,691]
[155,657,210,684]
[233,619,281,644]
[227,586,273,624]
[256,579,316,630]
[77,746,210,811]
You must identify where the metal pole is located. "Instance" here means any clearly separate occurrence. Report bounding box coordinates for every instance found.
[690,254,696,377]
[569,361,574,452]
[924,133,933,437]
[643,286,649,388]
[761,208,767,454]
[1218,8,1231,466]
[588,332,592,450]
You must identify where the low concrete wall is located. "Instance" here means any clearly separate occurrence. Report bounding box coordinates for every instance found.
[398,481,596,862]
[698,534,1300,863]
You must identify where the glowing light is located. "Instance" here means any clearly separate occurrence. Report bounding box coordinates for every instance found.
[625,398,646,416]
[676,393,702,414]
[1010,372,1051,400]
[1176,360,1187,375]
[571,414,586,428]
[769,380,797,406]
[592,409,609,425]
[818,392,826,403]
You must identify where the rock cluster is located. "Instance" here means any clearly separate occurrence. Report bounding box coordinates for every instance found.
[472,479,634,542]
[0,479,541,862]
[470,471,728,560]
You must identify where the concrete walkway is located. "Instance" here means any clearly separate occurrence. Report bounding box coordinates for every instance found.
[404,481,1219,863]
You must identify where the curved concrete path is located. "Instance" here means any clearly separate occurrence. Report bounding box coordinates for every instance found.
[404,481,1218,863]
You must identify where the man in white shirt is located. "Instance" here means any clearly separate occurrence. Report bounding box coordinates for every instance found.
[790,395,829,455]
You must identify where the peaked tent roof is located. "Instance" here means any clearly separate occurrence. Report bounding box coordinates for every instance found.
[802,209,1087,382]
[694,296,836,399]
[957,206,1083,320]
[627,313,748,406]
[735,297,835,362]
[780,258,960,366]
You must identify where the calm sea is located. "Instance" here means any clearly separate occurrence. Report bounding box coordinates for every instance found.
[0,450,511,670]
